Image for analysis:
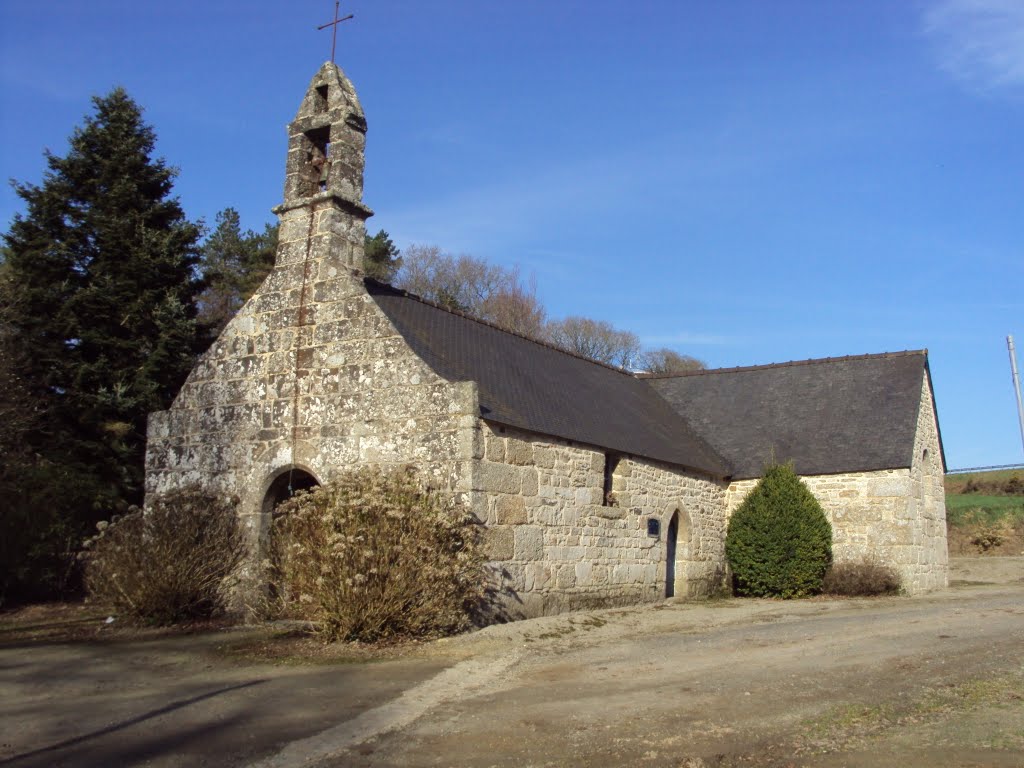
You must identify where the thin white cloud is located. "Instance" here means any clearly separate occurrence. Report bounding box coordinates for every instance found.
[924,0,1024,89]
[641,331,741,347]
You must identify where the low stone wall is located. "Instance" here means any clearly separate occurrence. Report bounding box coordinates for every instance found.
[471,423,726,618]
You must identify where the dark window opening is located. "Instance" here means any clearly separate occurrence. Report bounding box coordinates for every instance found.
[319,142,331,190]
[665,511,679,598]
[315,85,329,112]
[603,453,620,506]
[345,112,367,133]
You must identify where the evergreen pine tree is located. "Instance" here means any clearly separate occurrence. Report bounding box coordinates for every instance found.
[2,88,202,547]
[364,228,401,283]
[196,208,277,338]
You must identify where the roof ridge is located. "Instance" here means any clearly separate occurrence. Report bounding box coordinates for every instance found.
[637,349,929,380]
[364,277,638,377]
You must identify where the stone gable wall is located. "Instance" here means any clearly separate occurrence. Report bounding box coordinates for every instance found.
[146,202,477,554]
[470,423,727,618]
[724,376,948,594]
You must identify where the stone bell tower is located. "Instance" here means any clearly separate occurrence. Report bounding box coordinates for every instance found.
[272,62,373,274]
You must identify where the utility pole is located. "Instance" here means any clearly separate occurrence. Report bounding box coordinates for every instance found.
[1009,335,1024,456]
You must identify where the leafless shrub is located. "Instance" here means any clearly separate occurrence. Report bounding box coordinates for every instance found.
[269,466,484,643]
[83,487,246,625]
[960,474,1023,496]
[969,521,1011,552]
[822,558,901,597]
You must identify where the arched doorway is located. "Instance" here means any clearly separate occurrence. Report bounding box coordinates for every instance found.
[666,511,679,598]
[261,468,320,599]
[262,468,320,518]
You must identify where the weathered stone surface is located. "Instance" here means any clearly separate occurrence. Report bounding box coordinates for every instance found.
[514,525,545,561]
[484,432,505,462]
[521,467,539,497]
[473,421,728,617]
[505,438,534,466]
[145,64,469,596]
[475,462,522,495]
[494,494,528,525]
[485,526,514,561]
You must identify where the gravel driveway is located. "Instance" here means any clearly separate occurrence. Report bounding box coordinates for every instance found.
[2,557,1021,768]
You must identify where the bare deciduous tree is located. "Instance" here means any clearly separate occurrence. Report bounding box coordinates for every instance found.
[396,245,545,337]
[395,244,705,373]
[639,347,706,375]
[544,316,642,370]
[479,272,546,339]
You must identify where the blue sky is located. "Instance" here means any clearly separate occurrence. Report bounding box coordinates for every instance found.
[1,0,1022,469]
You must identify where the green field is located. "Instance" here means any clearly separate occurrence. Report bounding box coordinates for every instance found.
[945,469,1023,525]
[945,494,1024,526]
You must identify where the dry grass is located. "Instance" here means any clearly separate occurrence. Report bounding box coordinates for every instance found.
[797,669,1024,756]
[822,559,902,596]
[0,600,238,646]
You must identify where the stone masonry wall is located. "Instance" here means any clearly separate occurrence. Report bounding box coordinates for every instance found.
[145,208,477,560]
[725,378,948,594]
[470,423,727,618]
[614,456,729,598]
[905,374,948,591]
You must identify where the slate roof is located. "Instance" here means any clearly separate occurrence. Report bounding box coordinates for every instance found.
[644,351,939,480]
[366,280,732,478]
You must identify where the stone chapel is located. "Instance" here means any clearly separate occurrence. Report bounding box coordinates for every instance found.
[145,63,949,619]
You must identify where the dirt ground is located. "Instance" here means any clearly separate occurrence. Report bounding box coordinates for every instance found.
[1,557,1022,768]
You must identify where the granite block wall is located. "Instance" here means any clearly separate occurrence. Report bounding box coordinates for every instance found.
[468,423,727,618]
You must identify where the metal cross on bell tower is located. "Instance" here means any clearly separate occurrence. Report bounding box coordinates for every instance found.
[317,1,354,63]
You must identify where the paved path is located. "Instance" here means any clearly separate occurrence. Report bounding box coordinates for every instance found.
[0,634,449,768]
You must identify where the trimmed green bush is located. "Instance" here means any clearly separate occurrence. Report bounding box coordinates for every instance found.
[725,464,833,598]
[83,487,246,624]
[269,466,484,643]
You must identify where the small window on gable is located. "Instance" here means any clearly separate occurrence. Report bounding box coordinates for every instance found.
[603,452,620,506]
